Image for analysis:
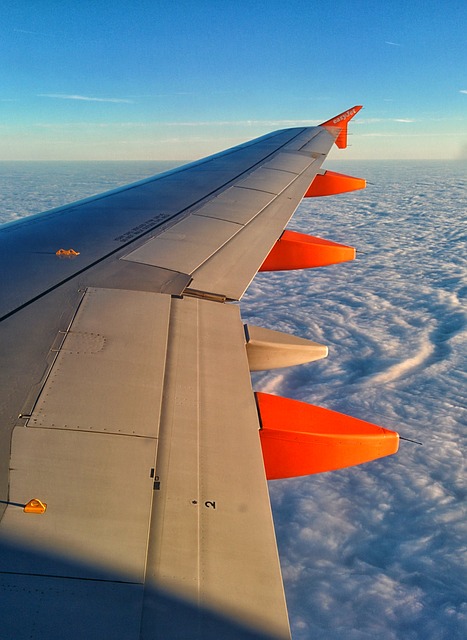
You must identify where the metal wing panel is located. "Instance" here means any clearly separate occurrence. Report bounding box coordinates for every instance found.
[188,186,275,224]
[144,295,290,638]
[0,573,144,640]
[1,287,290,638]
[121,140,333,302]
[1,427,157,581]
[235,166,303,194]
[297,129,335,154]
[283,128,324,151]
[122,214,242,274]
[27,287,170,436]
[0,120,342,638]
[0,126,307,320]
[263,151,317,173]
[187,157,330,300]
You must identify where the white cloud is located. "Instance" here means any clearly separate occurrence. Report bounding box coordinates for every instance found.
[14,28,49,36]
[38,93,134,104]
[162,119,321,127]
[385,41,402,46]
[460,90,467,94]
[357,118,415,125]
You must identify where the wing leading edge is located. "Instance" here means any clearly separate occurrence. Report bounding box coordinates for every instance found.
[0,107,399,639]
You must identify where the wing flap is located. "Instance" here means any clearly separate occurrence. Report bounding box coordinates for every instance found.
[1,287,290,638]
[1,427,156,581]
[144,295,290,638]
[28,288,170,437]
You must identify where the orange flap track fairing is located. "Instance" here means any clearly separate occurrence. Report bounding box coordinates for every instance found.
[256,392,399,480]
[259,230,355,271]
[305,170,366,197]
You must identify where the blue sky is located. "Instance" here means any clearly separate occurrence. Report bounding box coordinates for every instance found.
[1,0,467,160]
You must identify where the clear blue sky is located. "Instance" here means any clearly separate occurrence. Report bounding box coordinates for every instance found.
[1,0,466,160]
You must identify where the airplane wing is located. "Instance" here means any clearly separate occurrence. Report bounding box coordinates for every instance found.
[0,107,398,639]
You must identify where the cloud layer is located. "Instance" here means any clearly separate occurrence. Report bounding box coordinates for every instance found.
[0,160,465,639]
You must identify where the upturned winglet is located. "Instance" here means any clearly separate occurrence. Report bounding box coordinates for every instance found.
[320,105,363,149]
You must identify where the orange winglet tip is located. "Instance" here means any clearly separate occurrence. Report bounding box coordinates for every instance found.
[256,392,399,480]
[305,170,366,197]
[23,498,47,514]
[320,105,363,148]
[56,248,80,257]
[259,230,355,271]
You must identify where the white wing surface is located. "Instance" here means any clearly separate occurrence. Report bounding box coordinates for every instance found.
[0,107,398,639]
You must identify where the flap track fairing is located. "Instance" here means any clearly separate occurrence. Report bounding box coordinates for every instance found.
[259,230,355,271]
[256,392,399,480]
[305,170,366,197]
[245,324,327,371]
